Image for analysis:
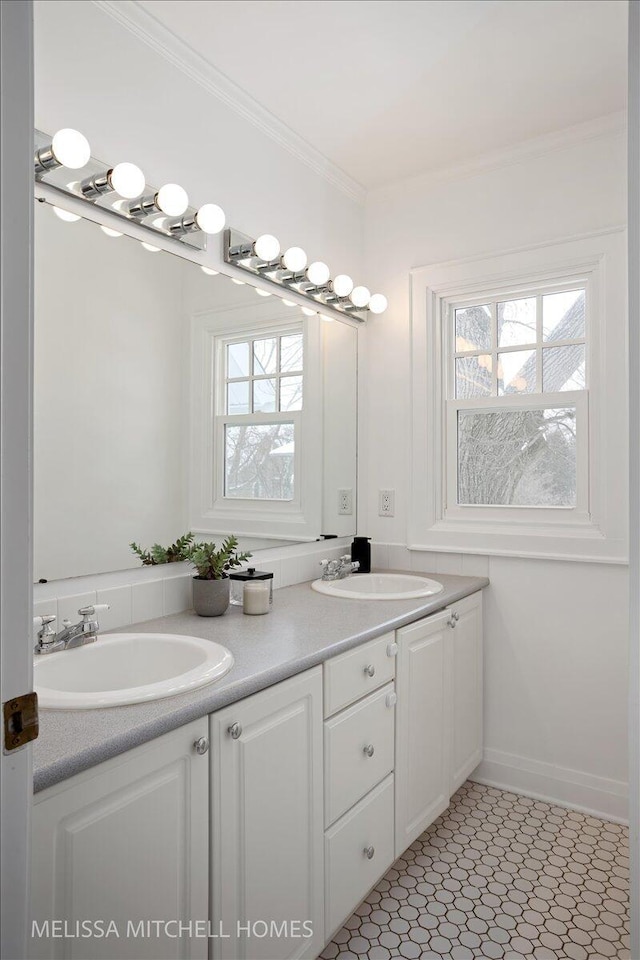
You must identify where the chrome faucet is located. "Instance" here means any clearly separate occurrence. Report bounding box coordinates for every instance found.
[33,604,110,655]
[320,555,360,581]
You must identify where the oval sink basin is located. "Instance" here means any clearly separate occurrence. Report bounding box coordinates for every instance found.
[35,633,234,709]
[311,573,444,601]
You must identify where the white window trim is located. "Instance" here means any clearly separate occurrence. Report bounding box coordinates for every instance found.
[409,228,628,562]
[190,301,322,540]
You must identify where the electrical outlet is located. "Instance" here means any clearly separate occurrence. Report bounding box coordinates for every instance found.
[338,488,353,516]
[378,489,395,517]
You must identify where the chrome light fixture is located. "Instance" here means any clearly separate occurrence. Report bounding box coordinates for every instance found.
[80,162,145,200]
[225,228,388,322]
[34,129,225,253]
[34,128,91,176]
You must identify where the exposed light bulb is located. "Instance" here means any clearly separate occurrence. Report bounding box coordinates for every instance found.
[256,288,271,297]
[306,261,330,286]
[350,285,371,308]
[51,128,91,169]
[254,234,280,261]
[282,246,307,272]
[368,293,388,314]
[141,242,161,253]
[196,203,225,234]
[100,226,123,237]
[108,162,145,199]
[156,183,189,217]
[332,274,353,298]
[302,307,316,316]
[201,266,218,276]
[53,206,81,222]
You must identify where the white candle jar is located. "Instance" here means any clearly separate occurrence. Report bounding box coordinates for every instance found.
[229,567,274,608]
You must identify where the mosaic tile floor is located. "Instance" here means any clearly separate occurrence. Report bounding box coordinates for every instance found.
[320,781,630,960]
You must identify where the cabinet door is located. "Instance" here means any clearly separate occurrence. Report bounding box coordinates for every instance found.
[29,719,209,960]
[395,610,451,857]
[449,591,483,794]
[210,667,324,960]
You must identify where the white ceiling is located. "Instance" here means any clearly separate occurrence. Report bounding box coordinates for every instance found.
[137,0,627,191]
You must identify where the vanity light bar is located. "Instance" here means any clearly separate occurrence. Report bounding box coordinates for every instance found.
[33,129,225,252]
[224,228,388,322]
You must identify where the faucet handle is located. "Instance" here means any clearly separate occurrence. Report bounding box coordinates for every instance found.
[78,603,110,619]
[33,614,56,628]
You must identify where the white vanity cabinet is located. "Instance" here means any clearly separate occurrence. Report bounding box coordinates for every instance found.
[449,591,484,794]
[29,589,484,960]
[394,608,452,856]
[29,718,210,960]
[394,591,483,855]
[209,667,324,960]
[322,634,398,939]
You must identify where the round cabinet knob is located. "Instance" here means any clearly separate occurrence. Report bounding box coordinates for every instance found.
[364,664,376,678]
[386,692,397,709]
[364,846,375,860]
[228,722,243,740]
[363,743,375,758]
[386,642,398,658]
[448,617,457,629]
[193,737,209,756]
[453,611,460,621]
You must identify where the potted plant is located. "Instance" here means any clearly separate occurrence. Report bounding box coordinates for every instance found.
[188,536,251,617]
[130,532,195,566]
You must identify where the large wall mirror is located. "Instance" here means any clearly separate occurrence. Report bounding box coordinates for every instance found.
[34,201,357,581]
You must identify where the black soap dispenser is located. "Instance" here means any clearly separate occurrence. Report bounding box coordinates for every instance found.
[351,536,371,573]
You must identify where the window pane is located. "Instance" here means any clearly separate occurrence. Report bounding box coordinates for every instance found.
[227,380,249,415]
[497,350,536,395]
[253,378,276,412]
[543,289,585,342]
[225,422,295,500]
[543,344,586,392]
[497,297,537,347]
[253,338,277,376]
[280,334,303,372]
[227,341,249,378]
[455,356,492,398]
[457,407,576,507]
[455,304,491,352]
[280,375,303,411]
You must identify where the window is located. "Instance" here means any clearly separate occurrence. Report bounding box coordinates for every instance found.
[449,288,586,511]
[190,305,323,540]
[409,231,628,561]
[220,331,303,501]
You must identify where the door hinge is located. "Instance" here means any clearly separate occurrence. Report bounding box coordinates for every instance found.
[3,691,39,752]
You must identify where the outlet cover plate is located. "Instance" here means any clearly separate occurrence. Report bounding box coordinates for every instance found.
[379,489,395,517]
[338,488,353,516]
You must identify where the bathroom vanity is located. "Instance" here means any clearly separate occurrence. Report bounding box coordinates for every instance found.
[29,576,485,960]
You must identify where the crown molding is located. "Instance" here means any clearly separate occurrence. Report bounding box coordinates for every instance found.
[371,110,627,198]
[92,0,366,206]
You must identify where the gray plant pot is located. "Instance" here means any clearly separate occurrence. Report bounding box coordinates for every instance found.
[192,577,230,617]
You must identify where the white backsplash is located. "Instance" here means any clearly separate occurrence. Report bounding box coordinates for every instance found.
[32,539,353,639]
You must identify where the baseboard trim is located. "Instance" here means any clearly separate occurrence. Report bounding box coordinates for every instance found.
[470,748,629,824]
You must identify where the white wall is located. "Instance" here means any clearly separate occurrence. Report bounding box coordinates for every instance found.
[362,128,630,819]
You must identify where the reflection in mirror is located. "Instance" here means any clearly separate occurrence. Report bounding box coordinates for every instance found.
[34,202,357,581]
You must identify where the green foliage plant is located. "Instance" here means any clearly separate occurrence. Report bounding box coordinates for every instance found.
[130,532,195,566]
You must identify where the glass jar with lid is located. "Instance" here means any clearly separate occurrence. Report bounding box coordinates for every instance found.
[229,567,274,607]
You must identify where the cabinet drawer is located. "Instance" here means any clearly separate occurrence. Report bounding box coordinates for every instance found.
[325,775,395,939]
[324,632,396,717]
[324,682,395,826]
